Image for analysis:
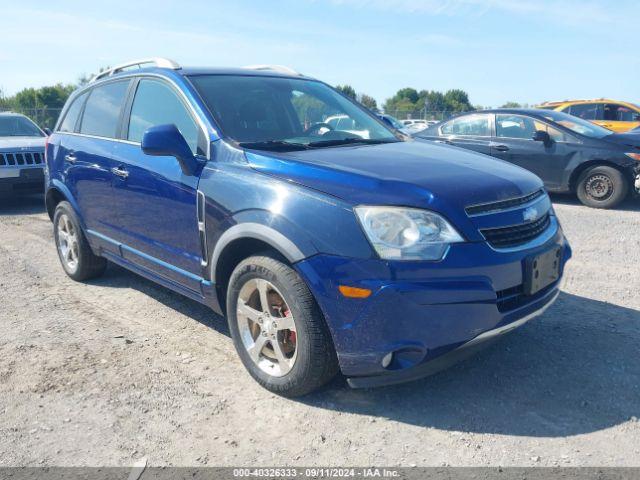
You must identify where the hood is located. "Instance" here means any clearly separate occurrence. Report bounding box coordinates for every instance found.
[245,140,543,214]
[604,132,640,150]
[0,136,46,151]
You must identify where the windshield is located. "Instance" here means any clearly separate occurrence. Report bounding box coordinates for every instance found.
[189,75,398,150]
[538,109,611,139]
[0,115,44,137]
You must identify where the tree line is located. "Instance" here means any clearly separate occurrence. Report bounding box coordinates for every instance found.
[1,73,526,129]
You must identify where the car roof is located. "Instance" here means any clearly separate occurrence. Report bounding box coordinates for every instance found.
[89,65,313,85]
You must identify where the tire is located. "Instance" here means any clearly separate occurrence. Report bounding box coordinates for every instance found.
[226,255,338,397]
[53,201,107,281]
[576,165,628,209]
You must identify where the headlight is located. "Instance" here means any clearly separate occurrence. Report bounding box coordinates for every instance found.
[355,206,464,260]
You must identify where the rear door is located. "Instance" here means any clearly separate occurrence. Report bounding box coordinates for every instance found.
[109,77,206,291]
[436,113,492,155]
[57,80,131,248]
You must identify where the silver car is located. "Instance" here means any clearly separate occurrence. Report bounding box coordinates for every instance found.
[0,112,46,196]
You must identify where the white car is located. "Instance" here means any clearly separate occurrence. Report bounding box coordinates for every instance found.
[325,114,370,139]
[0,112,46,196]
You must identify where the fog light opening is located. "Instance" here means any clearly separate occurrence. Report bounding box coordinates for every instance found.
[381,352,394,369]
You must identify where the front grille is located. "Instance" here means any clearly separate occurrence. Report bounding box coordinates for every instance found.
[481,213,551,249]
[0,151,44,166]
[465,189,545,216]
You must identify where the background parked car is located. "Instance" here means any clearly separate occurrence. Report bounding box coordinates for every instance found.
[377,114,411,134]
[416,108,640,208]
[537,99,640,133]
[0,112,47,197]
[401,119,429,134]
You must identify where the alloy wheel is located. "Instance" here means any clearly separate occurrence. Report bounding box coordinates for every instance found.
[236,278,298,377]
[57,214,79,272]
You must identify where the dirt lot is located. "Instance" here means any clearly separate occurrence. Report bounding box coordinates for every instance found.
[0,194,639,467]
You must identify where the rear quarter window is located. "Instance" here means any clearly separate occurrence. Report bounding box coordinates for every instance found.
[79,81,130,138]
[58,92,88,133]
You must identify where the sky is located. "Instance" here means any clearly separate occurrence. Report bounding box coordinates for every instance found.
[1,0,638,108]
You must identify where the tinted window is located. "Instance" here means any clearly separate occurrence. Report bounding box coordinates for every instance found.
[568,103,599,120]
[80,81,129,138]
[128,79,199,154]
[59,92,87,133]
[603,103,638,122]
[441,114,490,136]
[496,115,537,139]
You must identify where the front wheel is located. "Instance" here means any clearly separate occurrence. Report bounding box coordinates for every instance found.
[226,255,338,397]
[576,165,628,209]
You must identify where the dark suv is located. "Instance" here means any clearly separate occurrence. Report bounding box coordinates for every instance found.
[46,59,571,396]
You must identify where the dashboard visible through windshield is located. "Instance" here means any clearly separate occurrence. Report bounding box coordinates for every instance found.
[188,74,398,150]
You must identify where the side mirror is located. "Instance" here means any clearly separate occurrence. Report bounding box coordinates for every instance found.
[43,127,52,136]
[141,124,200,176]
[532,130,551,144]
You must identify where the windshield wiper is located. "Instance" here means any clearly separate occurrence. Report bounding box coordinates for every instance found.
[238,140,310,151]
[306,138,399,148]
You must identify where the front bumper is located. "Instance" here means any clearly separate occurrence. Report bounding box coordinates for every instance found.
[295,219,571,387]
[0,166,44,195]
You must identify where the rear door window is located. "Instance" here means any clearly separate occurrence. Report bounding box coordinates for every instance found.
[79,81,130,138]
[59,92,88,133]
[450,114,490,136]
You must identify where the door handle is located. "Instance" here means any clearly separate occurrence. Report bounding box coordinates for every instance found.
[64,153,77,164]
[111,166,129,179]
[493,144,509,152]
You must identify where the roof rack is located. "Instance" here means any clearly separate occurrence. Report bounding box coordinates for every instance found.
[90,58,181,82]
[243,64,301,76]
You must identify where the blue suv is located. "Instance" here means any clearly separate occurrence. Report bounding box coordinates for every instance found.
[46,58,571,396]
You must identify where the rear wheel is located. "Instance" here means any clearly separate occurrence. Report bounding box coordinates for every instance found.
[226,255,338,397]
[576,165,628,209]
[53,201,107,281]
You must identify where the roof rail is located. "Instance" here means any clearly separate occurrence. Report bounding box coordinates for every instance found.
[243,64,301,76]
[90,58,181,82]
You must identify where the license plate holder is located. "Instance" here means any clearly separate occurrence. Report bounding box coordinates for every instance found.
[524,246,561,296]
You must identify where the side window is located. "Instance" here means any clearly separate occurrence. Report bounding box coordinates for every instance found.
[496,115,536,139]
[449,114,490,136]
[568,103,599,120]
[79,81,129,138]
[532,120,568,142]
[128,79,200,154]
[58,92,87,133]
[603,104,637,122]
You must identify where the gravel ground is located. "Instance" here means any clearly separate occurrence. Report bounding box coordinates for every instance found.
[0,193,639,467]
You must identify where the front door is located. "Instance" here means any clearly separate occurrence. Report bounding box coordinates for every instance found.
[600,103,640,133]
[490,114,572,189]
[109,78,206,291]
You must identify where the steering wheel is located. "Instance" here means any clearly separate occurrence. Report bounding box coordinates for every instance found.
[304,122,334,136]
